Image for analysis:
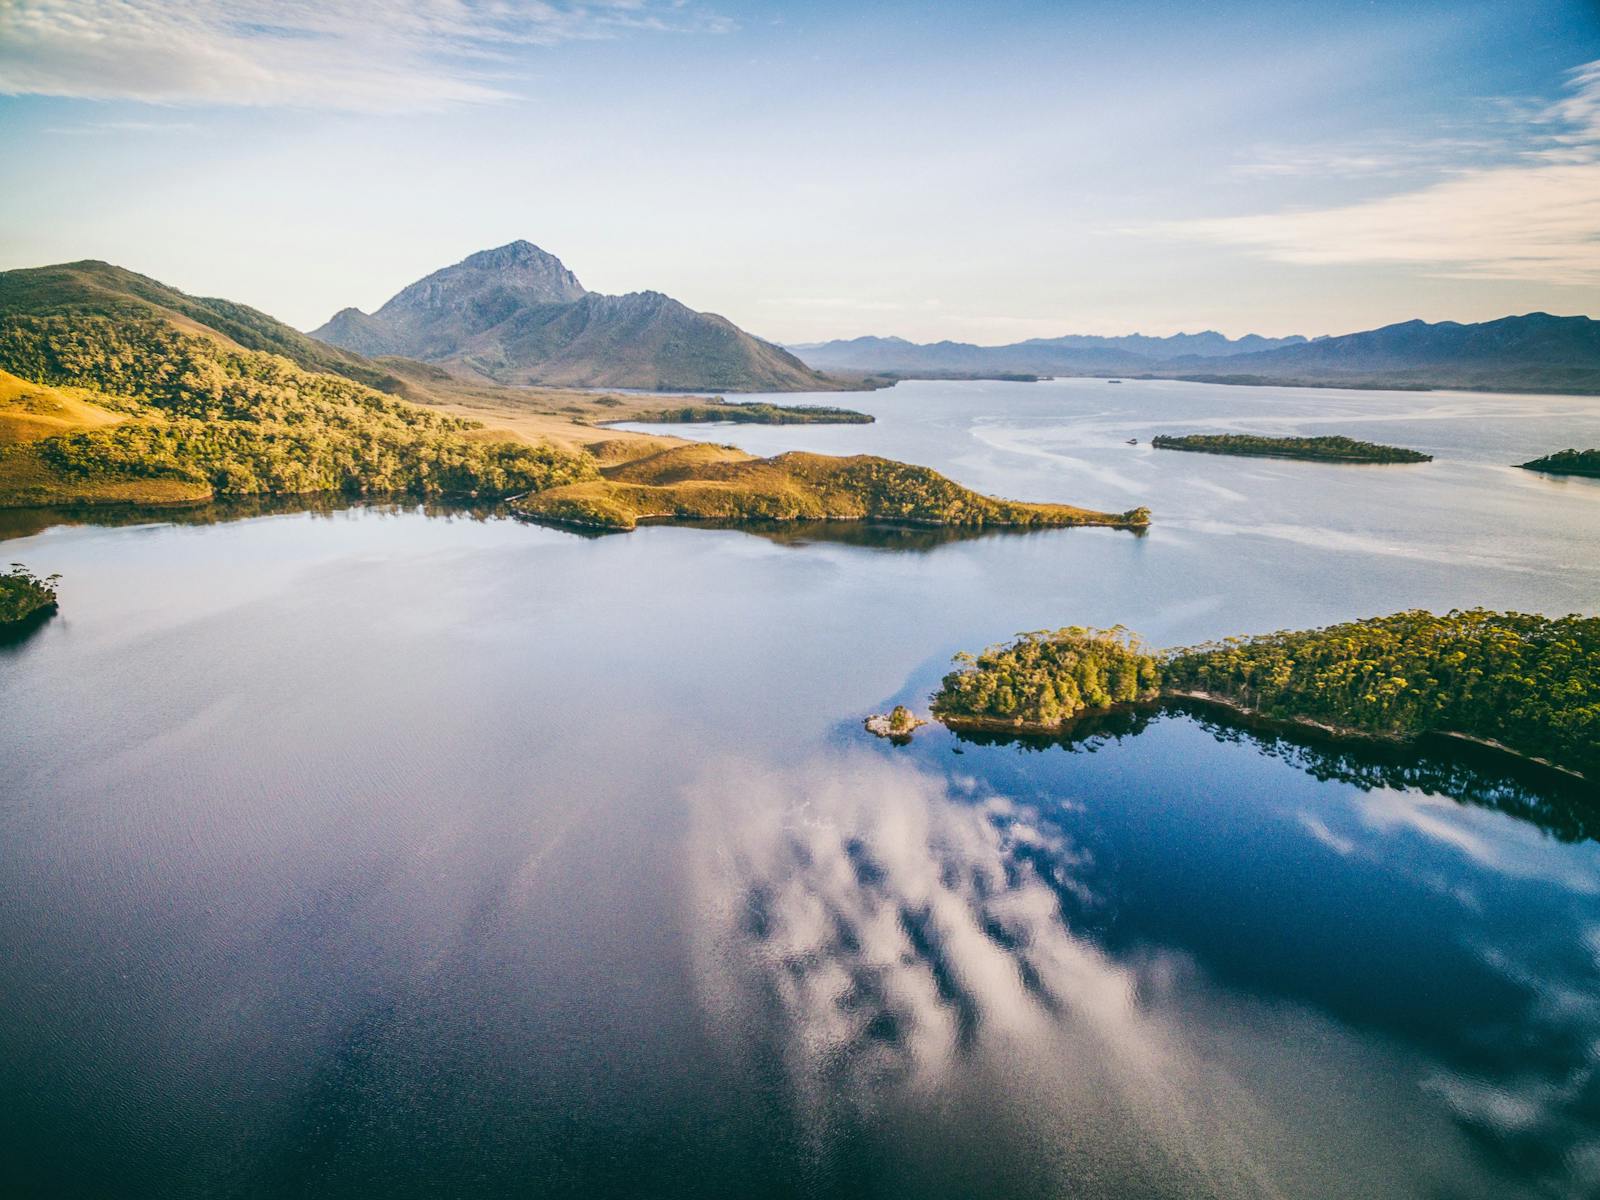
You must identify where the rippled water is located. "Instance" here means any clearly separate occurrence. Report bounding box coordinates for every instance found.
[2,378,1598,1198]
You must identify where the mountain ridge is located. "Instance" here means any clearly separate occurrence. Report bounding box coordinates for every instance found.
[791,314,1600,394]
[313,242,850,393]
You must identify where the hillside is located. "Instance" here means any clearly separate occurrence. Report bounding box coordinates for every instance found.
[0,260,409,394]
[0,264,596,508]
[313,241,849,393]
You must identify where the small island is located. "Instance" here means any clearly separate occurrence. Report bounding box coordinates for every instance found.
[0,563,59,625]
[516,443,1153,533]
[616,401,874,426]
[864,705,926,741]
[932,610,1597,780]
[1517,448,1600,479]
[1151,433,1432,464]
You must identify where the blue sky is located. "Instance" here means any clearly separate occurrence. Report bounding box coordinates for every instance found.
[2,0,1597,342]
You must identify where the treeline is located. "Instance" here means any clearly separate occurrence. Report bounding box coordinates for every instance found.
[1151,434,1432,463]
[0,563,58,624]
[0,315,594,499]
[1519,448,1600,478]
[629,402,874,425]
[932,610,1599,778]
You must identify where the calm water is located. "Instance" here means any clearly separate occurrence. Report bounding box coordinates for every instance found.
[3,378,1599,1198]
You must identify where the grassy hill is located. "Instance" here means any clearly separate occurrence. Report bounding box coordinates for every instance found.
[516,442,1151,532]
[0,265,596,508]
[0,261,410,393]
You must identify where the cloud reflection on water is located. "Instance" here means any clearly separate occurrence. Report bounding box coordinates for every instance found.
[685,756,1415,1197]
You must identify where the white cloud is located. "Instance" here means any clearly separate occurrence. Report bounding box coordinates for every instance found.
[0,1,730,113]
[1143,60,1600,288]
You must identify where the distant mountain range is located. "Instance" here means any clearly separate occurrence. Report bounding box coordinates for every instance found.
[791,331,1307,375]
[792,315,1600,394]
[314,241,842,392]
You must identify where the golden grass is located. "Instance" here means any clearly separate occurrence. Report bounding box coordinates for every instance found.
[518,447,1149,532]
[0,369,128,444]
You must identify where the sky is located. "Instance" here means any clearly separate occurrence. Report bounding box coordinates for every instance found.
[1,0,1598,344]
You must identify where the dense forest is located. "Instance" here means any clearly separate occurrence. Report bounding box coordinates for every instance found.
[0,563,59,624]
[1518,448,1600,478]
[932,610,1598,778]
[1164,609,1598,778]
[932,627,1163,727]
[0,315,594,500]
[1151,433,1432,463]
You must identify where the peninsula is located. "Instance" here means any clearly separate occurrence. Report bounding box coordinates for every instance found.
[1517,448,1600,479]
[0,564,58,625]
[932,611,1598,780]
[0,260,1145,540]
[1151,434,1432,463]
[515,442,1151,532]
[613,400,874,425]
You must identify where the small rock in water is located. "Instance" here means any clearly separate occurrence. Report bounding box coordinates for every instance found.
[864,705,926,741]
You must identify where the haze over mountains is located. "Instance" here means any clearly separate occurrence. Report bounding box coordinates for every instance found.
[313,242,840,393]
[792,331,1309,375]
[793,315,1600,394]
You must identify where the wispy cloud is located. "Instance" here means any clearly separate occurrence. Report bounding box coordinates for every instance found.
[44,119,202,135]
[0,1,731,113]
[1142,60,1600,287]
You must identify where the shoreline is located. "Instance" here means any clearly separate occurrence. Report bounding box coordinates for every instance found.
[936,690,1588,783]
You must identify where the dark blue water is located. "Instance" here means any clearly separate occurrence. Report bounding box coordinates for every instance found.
[2,379,1598,1198]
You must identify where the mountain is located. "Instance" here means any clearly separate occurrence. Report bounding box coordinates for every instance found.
[790,330,1307,376]
[313,241,844,392]
[0,259,409,393]
[791,314,1600,394]
[1162,314,1600,393]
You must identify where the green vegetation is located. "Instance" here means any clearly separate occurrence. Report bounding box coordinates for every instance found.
[1152,433,1432,463]
[0,563,59,624]
[933,610,1599,778]
[621,401,874,425]
[1164,609,1598,778]
[0,260,404,392]
[1518,448,1600,478]
[933,627,1162,728]
[0,314,594,506]
[516,442,1152,532]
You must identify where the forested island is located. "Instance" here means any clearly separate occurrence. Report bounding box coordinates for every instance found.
[0,564,58,625]
[1151,434,1432,463]
[514,442,1151,532]
[1518,448,1600,478]
[931,611,1598,779]
[0,260,1141,539]
[615,401,874,425]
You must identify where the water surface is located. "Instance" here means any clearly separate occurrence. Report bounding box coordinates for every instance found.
[3,378,1598,1198]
